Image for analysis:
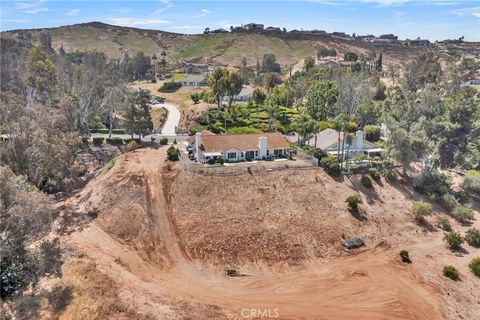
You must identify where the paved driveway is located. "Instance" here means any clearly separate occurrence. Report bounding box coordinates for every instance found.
[152,103,180,136]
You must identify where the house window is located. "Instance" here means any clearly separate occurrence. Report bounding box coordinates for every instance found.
[227,152,237,159]
[246,151,255,159]
[255,150,258,156]
[274,149,281,157]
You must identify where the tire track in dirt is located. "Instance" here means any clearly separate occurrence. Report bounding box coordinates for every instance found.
[68,148,446,320]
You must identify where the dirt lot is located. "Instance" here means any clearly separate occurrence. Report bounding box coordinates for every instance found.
[63,148,479,319]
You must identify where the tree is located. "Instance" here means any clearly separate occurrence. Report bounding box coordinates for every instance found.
[260,53,281,73]
[27,47,57,105]
[344,51,358,62]
[295,113,316,146]
[304,56,315,72]
[304,80,339,120]
[376,53,383,71]
[264,97,280,131]
[151,53,157,81]
[124,89,153,139]
[264,72,282,90]
[225,70,243,108]
[207,67,229,109]
[160,50,167,72]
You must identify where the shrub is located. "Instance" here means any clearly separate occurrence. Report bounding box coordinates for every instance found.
[443,265,459,280]
[173,139,177,145]
[320,156,341,176]
[441,193,458,213]
[464,228,480,248]
[158,81,182,93]
[159,137,168,145]
[413,170,451,202]
[216,156,224,166]
[125,140,138,152]
[383,169,396,182]
[167,145,179,161]
[303,145,327,162]
[345,121,358,133]
[469,257,480,277]
[443,231,464,250]
[92,137,104,146]
[191,93,200,104]
[103,158,116,173]
[105,137,123,145]
[462,174,480,195]
[361,176,373,189]
[368,168,381,181]
[410,201,432,221]
[364,125,381,142]
[437,216,452,232]
[346,195,360,212]
[452,204,474,223]
[399,250,410,263]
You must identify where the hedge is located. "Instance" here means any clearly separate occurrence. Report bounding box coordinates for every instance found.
[92,137,104,146]
[158,82,182,93]
[105,137,123,145]
[90,128,125,134]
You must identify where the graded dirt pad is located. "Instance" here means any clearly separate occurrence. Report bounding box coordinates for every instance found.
[65,148,467,319]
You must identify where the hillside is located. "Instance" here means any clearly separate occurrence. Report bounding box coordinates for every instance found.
[62,147,479,320]
[1,21,447,67]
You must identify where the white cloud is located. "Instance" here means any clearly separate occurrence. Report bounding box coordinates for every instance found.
[66,9,80,17]
[23,7,49,14]
[16,1,49,14]
[108,17,171,27]
[153,3,173,15]
[451,6,480,18]
[196,9,211,17]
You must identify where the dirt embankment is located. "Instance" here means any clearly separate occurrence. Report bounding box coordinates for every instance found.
[62,148,479,319]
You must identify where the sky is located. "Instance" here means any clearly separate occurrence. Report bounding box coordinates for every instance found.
[0,0,479,41]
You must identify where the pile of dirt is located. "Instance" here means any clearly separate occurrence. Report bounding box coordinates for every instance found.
[167,167,435,263]
[62,148,478,319]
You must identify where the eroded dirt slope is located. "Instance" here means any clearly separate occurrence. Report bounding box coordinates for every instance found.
[59,148,464,319]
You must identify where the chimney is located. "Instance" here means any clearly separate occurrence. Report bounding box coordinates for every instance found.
[258,136,267,159]
[356,130,363,150]
[195,132,201,161]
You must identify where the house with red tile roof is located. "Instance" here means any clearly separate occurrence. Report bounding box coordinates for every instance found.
[188,130,289,164]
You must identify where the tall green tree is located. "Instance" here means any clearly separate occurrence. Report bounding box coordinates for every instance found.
[207,67,229,109]
[304,80,339,120]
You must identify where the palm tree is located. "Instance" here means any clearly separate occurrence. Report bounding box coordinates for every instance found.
[332,114,349,165]
[264,98,280,132]
[295,113,316,147]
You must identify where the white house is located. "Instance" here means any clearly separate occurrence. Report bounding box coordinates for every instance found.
[189,130,289,164]
[308,128,383,160]
[181,74,207,87]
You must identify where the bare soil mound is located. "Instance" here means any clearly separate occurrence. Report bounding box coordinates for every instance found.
[62,148,455,319]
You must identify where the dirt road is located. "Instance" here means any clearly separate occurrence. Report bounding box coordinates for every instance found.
[68,148,445,319]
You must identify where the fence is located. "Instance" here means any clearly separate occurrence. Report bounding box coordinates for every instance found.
[178,152,315,176]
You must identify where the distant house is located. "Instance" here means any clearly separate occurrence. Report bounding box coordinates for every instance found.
[181,74,206,87]
[211,28,229,34]
[318,60,342,69]
[189,130,289,163]
[331,32,351,38]
[367,38,393,45]
[407,37,430,47]
[243,23,264,31]
[264,26,281,32]
[307,128,383,160]
[379,34,398,40]
[184,63,209,74]
[223,86,254,102]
